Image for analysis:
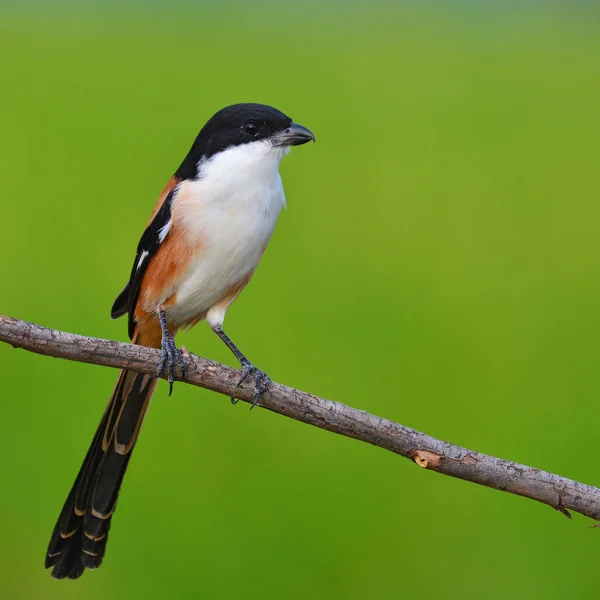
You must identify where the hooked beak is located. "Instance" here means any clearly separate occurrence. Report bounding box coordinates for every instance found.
[272,122,315,147]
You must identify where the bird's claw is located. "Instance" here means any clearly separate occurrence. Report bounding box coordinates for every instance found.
[230,360,270,408]
[156,334,186,395]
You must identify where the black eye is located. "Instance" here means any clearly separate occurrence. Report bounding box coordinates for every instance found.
[244,122,259,136]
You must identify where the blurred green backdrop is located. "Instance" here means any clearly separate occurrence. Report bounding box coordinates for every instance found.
[1,1,599,598]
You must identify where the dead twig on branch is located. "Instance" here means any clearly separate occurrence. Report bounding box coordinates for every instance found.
[1,314,598,521]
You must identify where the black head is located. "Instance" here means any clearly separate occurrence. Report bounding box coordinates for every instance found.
[175,103,314,180]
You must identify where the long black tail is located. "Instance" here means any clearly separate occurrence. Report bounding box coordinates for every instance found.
[45,368,157,579]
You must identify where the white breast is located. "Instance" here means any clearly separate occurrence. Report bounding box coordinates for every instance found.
[166,140,287,326]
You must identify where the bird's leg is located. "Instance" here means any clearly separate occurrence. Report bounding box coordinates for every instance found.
[156,309,185,395]
[212,326,270,408]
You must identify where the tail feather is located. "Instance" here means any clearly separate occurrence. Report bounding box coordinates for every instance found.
[45,367,157,579]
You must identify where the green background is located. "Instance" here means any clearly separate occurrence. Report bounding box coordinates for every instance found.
[1,2,599,598]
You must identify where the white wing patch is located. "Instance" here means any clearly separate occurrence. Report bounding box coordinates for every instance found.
[158,219,172,243]
[136,250,149,270]
[134,215,171,274]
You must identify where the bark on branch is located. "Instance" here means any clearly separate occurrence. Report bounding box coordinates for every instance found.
[1,314,599,521]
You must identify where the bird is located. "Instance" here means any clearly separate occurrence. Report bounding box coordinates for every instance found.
[45,103,314,579]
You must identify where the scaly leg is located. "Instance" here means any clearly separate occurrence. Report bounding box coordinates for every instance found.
[156,309,185,395]
[212,325,270,408]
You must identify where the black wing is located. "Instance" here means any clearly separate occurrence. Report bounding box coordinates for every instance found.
[111,186,178,339]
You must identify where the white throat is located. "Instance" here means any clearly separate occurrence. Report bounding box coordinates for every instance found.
[196,140,289,208]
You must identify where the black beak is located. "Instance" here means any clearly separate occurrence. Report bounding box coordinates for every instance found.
[272,122,315,147]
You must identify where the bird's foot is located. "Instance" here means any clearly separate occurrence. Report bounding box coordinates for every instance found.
[231,360,271,409]
[156,332,186,395]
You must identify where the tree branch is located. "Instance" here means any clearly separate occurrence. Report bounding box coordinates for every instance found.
[1,314,598,521]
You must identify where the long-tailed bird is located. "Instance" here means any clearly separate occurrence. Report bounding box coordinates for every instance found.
[45,103,314,579]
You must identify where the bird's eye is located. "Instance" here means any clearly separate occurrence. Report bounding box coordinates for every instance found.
[244,122,259,136]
